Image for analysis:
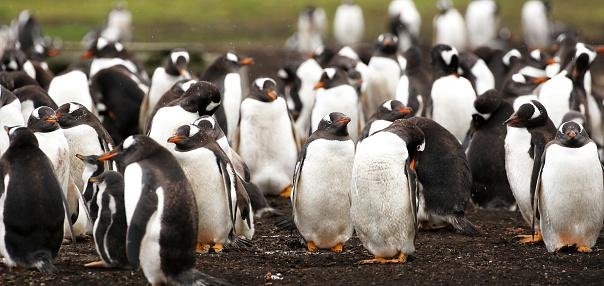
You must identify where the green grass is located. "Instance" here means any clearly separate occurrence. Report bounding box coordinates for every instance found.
[1,0,603,45]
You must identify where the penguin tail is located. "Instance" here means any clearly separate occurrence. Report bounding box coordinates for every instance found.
[275,217,296,231]
[447,215,480,236]
[254,206,282,218]
[28,250,58,274]
[171,269,233,286]
[226,232,253,250]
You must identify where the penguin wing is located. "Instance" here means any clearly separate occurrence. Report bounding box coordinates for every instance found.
[530,142,550,231]
[359,119,375,141]
[292,137,314,215]
[288,112,301,153]
[126,185,158,268]
[213,143,251,227]
[405,159,419,230]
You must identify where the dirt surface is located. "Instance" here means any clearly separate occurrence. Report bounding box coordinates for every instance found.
[1,196,602,285]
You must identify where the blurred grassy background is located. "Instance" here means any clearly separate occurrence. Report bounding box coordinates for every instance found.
[1,0,603,46]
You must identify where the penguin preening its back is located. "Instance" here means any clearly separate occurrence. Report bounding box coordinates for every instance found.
[365,33,405,116]
[0,70,40,91]
[12,84,57,122]
[0,127,66,273]
[145,79,197,129]
[406,117,478,235]
[360,99,413,141]
[200,52,253,142]
[333,1,364,46]
[0,85,25,155]
[0,49,40,84]
[97,135,229,285]
[533,121,604,252]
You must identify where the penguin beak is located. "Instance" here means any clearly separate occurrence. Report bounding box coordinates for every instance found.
[167,135,185,144]
[239,57,254,65]
[314,81,325,90]
[89,176,99,183]
[55,113,63,119]
[178,68,190,77]
[545,58,557,65]
[503,115,521,126]
[266,90,278,100]
[75,154,86,161]
[398,107,413,115]
[383,38,393,46]
[98,150,119,161]
[80,50,93,60]
[566,130,577,139]
[47,49,60,57]
[410,158,416,170]
[336,116,351,125]
[45,115,58,124]
[596,46,604,54]
[531,77,549,84]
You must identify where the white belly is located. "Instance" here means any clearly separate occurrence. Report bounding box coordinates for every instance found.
[148,106,199,148]
[366,57,400,115]
[538,73,573,127]
[48,70,94,111]
[139,187,167,285]
[35,130,71,193]
[504,126,535,226]
[431,75,477,141]
[368,120,392,137]
[63,124,104,191]
[124,163,143,225]
[310,85,360,141]
[147,68,187,117]
[223,73,242,142]
[295,59,322,141]
[0,175,16,267]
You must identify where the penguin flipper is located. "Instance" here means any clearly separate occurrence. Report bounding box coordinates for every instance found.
[126,185,158,268]
[215,146,251,227]
[405,159,419,230]
[359,119,373,141]
[530,143,548,234]
[292,137,311,218]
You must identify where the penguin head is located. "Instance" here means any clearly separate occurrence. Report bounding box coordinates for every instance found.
[431,44,459,75]
[193,115,226,140]
[250,77,279,102]
[311,46,335,66]
[570,43,597,80]
[561,110,586,126]
[504,100,549,128]
[0,49,27,72]
[177,81,222,115]
[277,65,298,85]
[89,171,123,192]
[385,119,425,168]
[314,68,348,90]
[165,49,190,77]
[316,112,351,138]
[81,37,127,60]
[527,49,548,69]
[216,52,253,72]
[168,124,208,151]
[27,106,60,133]
[170,79,197,95]
[5,126,38,148]
[436,0,452,13]
[327,56,362,87]
[98,135,158,165]
[55,102,92,128]
[501,49,522,68]
[377,100,414,121]
[75,154,104,170]
[375,33,398,55]
[556,121,590,147]
[509,71,548,86]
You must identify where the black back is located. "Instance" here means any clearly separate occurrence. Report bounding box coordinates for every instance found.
[13,85,57,111]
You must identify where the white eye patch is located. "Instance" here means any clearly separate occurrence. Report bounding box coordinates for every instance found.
[417,140,425,151]
[96,37,108,50]
[382,100,393,110]
[170,51,190,63]
[502,49,521,66]
[68,103,81,113]
[324,68,336,79]
[226,52,238,62]
[440,47,458,66]
[31,107,42,119]
[35,44,44,54]
[277,69,288,79]
[575,42,596,64]
[254,77,275,89]
[206,100,221,112]
[8,60,17,70]
[123,136,135,149]
[322,114,331,122]
[530,49,541,61]
[181,80,196,92]
[114,42,124,52]
[511,73,526,83]
[8,127,21,136]
[378,34,385,42]
[187,125,200,137]
[530,103,541,119]
[338,46,359,61]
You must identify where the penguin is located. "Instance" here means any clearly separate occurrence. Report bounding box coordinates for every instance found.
[82,36,147,80]
[147,80,221,149]
[561,110,586,126]
[504,99,556,243]
[96,135,229,285]
[433,0,467,51]
[55,102,115,192]
[200,52,253,142]
[395,47,432,118]
[0,127,66,273]
[351,119,424,263]
[521,0,551,49]
[311,67,362,141]
[360,99,413,141]
[276,64,303,120]
[0,49,39,84]
[84,171,129,269]
[168,123,253,251]
[101,3,133,43]
[465,90,515,209]
[145,79,198,125]
[333,0,364,46]
[47,69,95,113]
[0,70,40,91]
[75,154,105,222]
[0,86,25,155]
[387,0,421,52]
[532,121,604,252]
[293,57,323,141]
[140,49,191,132]
[12,84,57,122]
[365,33,405,116]
[330,46,370,95]
[465,0,499,49]
[292,112,354,252]
[236,78,299,197]
[286,7,327,54]
[459,52,496,96]
[430,44,477,142]
[406,117,478,234]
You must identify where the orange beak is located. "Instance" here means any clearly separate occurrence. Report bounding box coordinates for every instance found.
[410,158,416,170]
[239,57,254,65]
[45,115,58,124]
[55,113,63,118]
[167,135,185,144]
[336,117,351,124]
[80,50,93,60]
[545,58,557,65]
[384,38,393,46]
[596,46,604,54]
[566,130,577,138]
[398,107,413,114]
[47,49,60,57]
[531,77,549,84]
[98,150,119,161]
[89,176,99,183]
[266,90,278,100]
[314,81,325,90]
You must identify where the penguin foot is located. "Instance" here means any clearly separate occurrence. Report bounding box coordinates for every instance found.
[280,185,292,198]
[212,243,223,253]
[577,246,593,253]
[196,242,211,254]
[306,241,318,252]
[84,260,109,268]
[516,231,542,244]
[330,243,343,253]
[360,253,407,264]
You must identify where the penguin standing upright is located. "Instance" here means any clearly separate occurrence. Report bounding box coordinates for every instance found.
[84,171,129,269]
[0,86,25,154]
[168,122,253,251]
[459,52,495,96]
[311,67,362,141]
[237,78,299,197]
[82,37,147,80]
[533,121,604,252]
[47,69,94,112]
[97,135,228,285]
[430,44,477,141]
[293,57,323,141]
[0,127,66,273]
[388,0,421,52]
[465,0,499,49]
[504,100,556,243]
[521,0,551,49]
[395,47,432,118]
[12,85,57,122]
[200,52,253,142]
[75,154,105,222]
[333,0,364,46]
[292,112,354,252]
[433,0,467,51]
[351,119,424,263]
[365,33,405,116]
[360,99,413,140]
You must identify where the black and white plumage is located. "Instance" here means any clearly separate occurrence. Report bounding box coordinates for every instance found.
[12,84,57,122]
[459,52,495,96]
[0,85,25,154]
[433,0,467,51]
[360,99,413,141]
[83,37,147,81]
[465,0,499,49]
[333,1,364,46]
[47,69,94,113]
[365,33,405,116]
[292,57,323,141]
[395,47,432,118]
[75,154,105,223]
[388,0,421,52]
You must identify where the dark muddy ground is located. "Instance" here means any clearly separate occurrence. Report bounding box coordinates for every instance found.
[1,196,602,285]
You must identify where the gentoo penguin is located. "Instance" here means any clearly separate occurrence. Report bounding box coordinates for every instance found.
[465,0,499,49]
[433,0,468,51]
[200,52,253,141]
[97,135,228,285]
[12,85,57,122]
[168,123,253,252]
[388,0,421,52]
[365,33,405,116]
[145,79,197,124]
[395,47,432,118]
[55,102,115,191]
[466,90,515,209]
[292,112,354,252]
[504,100,556,243]
[521,0,551,49]
[82,36,147,80]
[237,78,299,197]
[360,99,413,141]
[277,64,303,120]
[0,86,25,154]
[333,1,364,46]
[311,67,362,141]
[459,52,496,96]
[329,47,369,94]
[0,49,39,84]
[139,49,191,132]
[533,121,604,252]
[84,171,129,269]
[147,81,221,149]
[406,117,478,234]
[47,69,95,113]
[101,3,133,43]
[430,44,477,141]
[0,70,40,91]
[75,154,105,222]
[561,110,586,126]
[286,6,327,53]
[0,127,66,273]
[293,57,323,141]
[351,119,424,263]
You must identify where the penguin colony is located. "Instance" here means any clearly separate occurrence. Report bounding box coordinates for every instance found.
[0,0,603,284]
